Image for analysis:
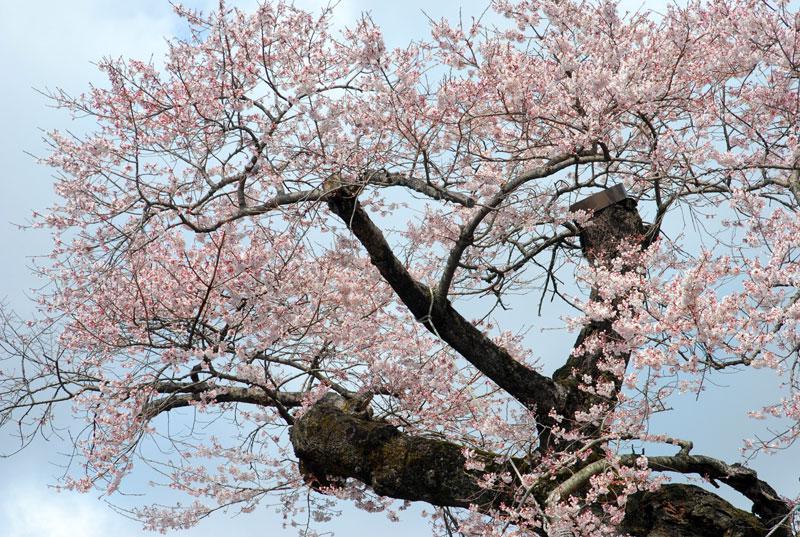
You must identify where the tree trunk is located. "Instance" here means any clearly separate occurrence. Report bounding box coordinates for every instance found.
[310,189,794,536]
[289,395,789,536]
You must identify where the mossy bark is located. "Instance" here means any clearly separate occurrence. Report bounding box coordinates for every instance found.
[621,484,767,537]
[290,397,514,508]
[290,402,788,536]
[316,189,794,536]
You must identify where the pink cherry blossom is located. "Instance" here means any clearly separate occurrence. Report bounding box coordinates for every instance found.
[2,1,800,536]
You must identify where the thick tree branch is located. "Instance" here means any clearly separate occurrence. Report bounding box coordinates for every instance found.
[141,383,303,420]
[364,169,476,207]
[289,395,790,537]
[175,168,476,234]
[620,484,769,537]
[547,450,791,536]
[290,394,516,509]
[325,186,565,423]
[550,196,648,445]
[641,454,792,536]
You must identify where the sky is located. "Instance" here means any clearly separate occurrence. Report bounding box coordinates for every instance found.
[0,2,491,536]
[0,1,797,536]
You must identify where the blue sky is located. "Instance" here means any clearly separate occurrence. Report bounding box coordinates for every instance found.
[0,1,797,536]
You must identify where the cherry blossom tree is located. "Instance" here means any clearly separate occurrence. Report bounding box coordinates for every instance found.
[2,0,800,535]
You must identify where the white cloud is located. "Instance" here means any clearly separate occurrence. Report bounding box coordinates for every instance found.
[0,486,138,537]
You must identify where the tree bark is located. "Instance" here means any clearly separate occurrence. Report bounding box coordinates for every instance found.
[620,484,767,537]
[290,394,515,509]
[312,187,794,536]
[290,397,790,536]
[551,197,647,445]
[325,184,565,421]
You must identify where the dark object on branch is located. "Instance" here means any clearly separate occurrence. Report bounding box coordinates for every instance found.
[569,184,629,213]
[189,363,202,383]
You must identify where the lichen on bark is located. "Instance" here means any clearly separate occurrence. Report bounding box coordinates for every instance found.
[290,395,514,509]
